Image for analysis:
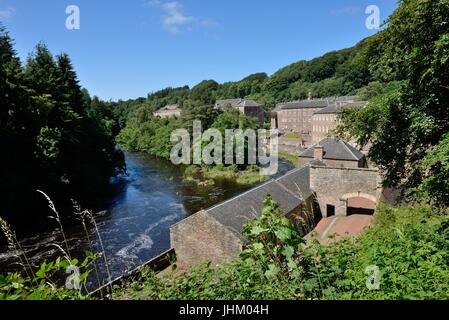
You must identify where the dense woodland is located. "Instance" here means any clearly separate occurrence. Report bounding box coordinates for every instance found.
[0,28,124,228]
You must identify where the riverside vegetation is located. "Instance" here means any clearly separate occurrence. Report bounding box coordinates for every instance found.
[2,197,449,300]
[1,0,449,300]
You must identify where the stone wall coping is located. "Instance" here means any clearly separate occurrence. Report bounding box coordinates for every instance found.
[170,210,209,229]
[310,165,379,173]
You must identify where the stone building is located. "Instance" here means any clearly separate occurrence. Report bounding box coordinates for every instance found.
[276,100,329,134]
[272,96,366,137]
[171,166,316,265]
[153,104,181,118]
[298,137,367,169]
[312,101,366,143]
[170,158,383,266]
[215,99,265,126]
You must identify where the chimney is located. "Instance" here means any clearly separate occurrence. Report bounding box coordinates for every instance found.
[308,91,312,101]
[314,145,324,161]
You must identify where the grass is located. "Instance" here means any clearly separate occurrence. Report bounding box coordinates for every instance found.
[0,191,111,300]
[183,164,269,186]
[279,152,299,167]
[283,133,303,139]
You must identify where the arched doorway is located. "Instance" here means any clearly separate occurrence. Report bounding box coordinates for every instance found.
[340,193,377,216]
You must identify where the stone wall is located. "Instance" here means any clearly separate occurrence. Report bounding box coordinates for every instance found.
[311,113,338,144]
[170,210,243,266]
[310,166,382,217]
[278,108,322,133]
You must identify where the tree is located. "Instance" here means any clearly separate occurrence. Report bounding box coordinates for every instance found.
[338,0,449,203]
[0,28,125,226]
[189,80,219,104]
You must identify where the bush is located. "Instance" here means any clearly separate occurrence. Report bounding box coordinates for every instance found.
[120,200,449,300]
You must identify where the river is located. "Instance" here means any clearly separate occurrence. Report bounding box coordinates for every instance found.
[0,152,294,288]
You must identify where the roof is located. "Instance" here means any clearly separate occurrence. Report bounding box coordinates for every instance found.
[158,104,180,112]
[275,96,365,112]
[277,100,330,110]
[313,104,339,115]
[215,99,261,109]
[314,101,366,115]
[299,138,365,161]
[206,166,313,236]
[239,100,261,107]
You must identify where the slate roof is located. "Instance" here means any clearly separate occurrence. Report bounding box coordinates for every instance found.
[299,138,364,161]
[277,100,330,110]
[158,104,179,111]
[215,99,261,109]
[275,96,364,112]
[312,102,366,115]
[239,100,261,107]
[313,104,339,115]
[206,166,313,236]
[335,95,360,102]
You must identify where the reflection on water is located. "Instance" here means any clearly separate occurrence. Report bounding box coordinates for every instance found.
[0,153,294,288]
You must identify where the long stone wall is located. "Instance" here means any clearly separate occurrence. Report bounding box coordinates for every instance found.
[310,166,382,217]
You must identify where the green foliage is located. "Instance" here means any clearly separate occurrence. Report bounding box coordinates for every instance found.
[338,0,449,203]
[415,133,449,205]
[3,197,449,300]
[183,164,268,186]
[318,204,449,300]
[0,195,113,300]
[119,199,449,300]
[278,152,299,167]
[0,256,94,300]
[118,100,262,172]
[189,80,219,105]
[0,26,125,224]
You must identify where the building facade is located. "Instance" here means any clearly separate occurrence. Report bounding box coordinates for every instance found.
[276,100,329,134]
[311,101,366,143]
[215,99,265,126]
[153,104,181,118]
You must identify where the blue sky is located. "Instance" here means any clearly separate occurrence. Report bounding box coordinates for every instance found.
[0,0,397,101]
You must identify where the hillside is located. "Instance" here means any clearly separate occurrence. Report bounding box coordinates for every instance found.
[106,35,379,123]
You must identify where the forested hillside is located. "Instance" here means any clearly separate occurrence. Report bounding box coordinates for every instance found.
[0,26,125,227]
[109,38,376,119]
[114,23,389,163]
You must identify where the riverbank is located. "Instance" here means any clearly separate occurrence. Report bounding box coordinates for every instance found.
[278,152,299,167]
[0,153,254,287]
[114,203,449,300]
[183,164,269,186]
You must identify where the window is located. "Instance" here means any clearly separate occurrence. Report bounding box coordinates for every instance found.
[327,205,335,217]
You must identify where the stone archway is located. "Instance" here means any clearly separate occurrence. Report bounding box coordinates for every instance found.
[340,192,377,216]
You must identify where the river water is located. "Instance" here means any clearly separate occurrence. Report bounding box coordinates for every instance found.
[0,152,294,288]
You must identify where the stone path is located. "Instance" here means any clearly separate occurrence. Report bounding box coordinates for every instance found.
[311,214,374,245]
